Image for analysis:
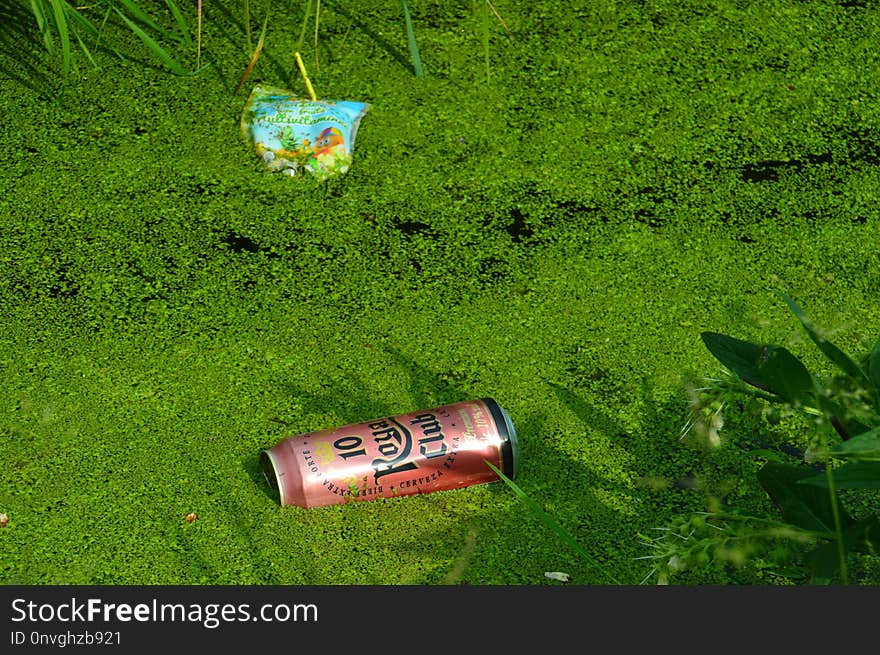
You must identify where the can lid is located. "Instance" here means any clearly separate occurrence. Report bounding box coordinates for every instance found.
[483,398,520,480]
[498,403,520,479]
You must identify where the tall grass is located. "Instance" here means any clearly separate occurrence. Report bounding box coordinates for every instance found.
[29,0,200,81]
[234,1,272,94]
[29,1,511,86]
[400,0,423,77]
[476,0,511,83]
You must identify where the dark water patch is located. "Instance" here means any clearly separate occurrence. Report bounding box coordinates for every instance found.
[393,218,436,238]
[633,206,660,227]
[47,262,80,300]
[840,127,880,165]
[217,231,282,260]
[477,256,508,284]
[222,231,261,253]
[741,151,833,182]
[629,184,683,229]
[763,55,790,72]
[506,207,534,243]
[554,199,604,222]
[189,178,226,198]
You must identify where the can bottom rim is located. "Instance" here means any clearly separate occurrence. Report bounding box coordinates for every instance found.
[260,450,284,505]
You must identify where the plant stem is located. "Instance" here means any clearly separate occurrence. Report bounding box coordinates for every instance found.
[296,0,313,54]
[825,462,849,584]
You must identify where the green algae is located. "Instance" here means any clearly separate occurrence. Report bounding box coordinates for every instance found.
[2,0,880,585]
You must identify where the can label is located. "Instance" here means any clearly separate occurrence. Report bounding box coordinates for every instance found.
[261,398,518,508]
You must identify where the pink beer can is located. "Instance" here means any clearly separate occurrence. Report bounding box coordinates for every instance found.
[260,398,519,508]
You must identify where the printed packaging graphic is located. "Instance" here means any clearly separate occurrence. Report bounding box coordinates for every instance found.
[260,398,519,508]
[241,83,370,180]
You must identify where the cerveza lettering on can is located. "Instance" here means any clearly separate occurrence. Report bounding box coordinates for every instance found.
[260,398,519,508]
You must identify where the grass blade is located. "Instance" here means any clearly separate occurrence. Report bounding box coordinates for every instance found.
[244,0,252,54]
[400,0,424,77]
[31,0,55,54]
[68,5,123,59]
[72,24,98,69]
[113,7,194,76]
[869,341,880,392]
[116,0,179,41]
[165,0,193,47]
[234,5,271,94]
[487,0,512,36]
[775,289,873,391]
[486,461,622,584]
[296,0,313,54]
[48,0,72,80]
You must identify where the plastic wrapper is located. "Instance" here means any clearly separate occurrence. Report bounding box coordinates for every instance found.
[241,83,369,180]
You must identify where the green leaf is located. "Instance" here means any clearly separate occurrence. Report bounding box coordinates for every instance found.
[841,515,880,554]
[164,0,192,47]
[812,392,870,442]
[775,289,874,392]
[296,0,312,53]
[757,461,852,534]
[804,541,840,584]
[757,345,815,407]
[48,0,71,80]
[116,0,179,41]
[68,5,123,57]
[827,425,880,460]
[799,461,880,489]
[71,25,97,69]
[700,332,814,406]
[869,341,880,392]
[113,8,196,76]
[701,332,777,393]
[401,0,424,77]
[31,0,54,54]
[802,517,879,584]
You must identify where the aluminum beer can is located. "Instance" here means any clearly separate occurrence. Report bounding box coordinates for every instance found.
[260,398,519,508]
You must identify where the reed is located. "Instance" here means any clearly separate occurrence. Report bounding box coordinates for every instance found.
[400,0,423,77]
[29,0,199,81]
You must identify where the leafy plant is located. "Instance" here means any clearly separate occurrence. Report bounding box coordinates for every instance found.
[28,0,202,82]
[641,290,880,584]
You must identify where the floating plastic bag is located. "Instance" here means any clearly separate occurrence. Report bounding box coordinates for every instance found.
[241,83,369,180]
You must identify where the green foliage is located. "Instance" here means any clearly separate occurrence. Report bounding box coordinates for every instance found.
[27,0,512,84]
[646,291,880,584]
[28,0,201,81]
[400,0,423,77]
